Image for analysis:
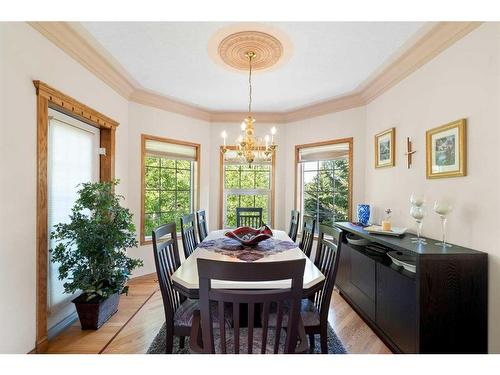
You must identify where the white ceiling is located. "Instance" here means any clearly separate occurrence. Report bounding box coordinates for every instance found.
[81,22,425,112]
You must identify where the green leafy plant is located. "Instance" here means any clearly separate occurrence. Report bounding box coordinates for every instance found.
[50,180,143,301]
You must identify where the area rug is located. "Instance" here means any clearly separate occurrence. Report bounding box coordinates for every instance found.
[147,323,347,354]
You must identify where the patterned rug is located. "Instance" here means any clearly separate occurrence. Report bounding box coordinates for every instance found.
[197,237,297,262]
[147,322,347,354]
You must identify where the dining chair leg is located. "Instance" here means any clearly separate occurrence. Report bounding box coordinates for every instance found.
[166,333,174,354]
[179,336,185,349]
[320,325,328,354]
[308,334,315,353]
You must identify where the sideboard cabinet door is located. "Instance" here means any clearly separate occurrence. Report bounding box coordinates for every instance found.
[376,263,417,353]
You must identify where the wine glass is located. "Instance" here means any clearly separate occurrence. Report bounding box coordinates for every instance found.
[410,205,426,244]
[434,201,453,247]
[410,193,425,207]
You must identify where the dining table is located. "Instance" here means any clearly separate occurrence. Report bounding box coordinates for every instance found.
[172,229,325,299]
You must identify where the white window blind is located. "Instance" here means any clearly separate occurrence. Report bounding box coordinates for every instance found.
[47,109,100,336]
[145,139,197,161]
[298,143,350,163]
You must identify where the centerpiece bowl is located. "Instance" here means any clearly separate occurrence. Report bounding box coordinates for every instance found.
[224,225,273,246]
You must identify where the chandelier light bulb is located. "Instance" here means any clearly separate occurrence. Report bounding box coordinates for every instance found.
[221,130,227,147]
[241,121,246,131]
[271,126,277,135]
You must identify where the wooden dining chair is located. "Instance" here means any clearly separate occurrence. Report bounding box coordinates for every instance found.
[265,225,343,354]
[152,223,233,353]
[306,224,343,353]
[151,222,192,353]
[189,258,309,354]
[196,209,208,242]
[299,215,316,258]
[288,210,300,242]
[180,213,198,259]
[236,207,263,228]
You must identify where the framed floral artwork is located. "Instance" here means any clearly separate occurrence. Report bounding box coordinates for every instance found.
[426,119,467,179]
[375,127,395,168]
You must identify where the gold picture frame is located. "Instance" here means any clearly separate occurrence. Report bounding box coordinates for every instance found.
[426,119,467,179]
[375,127,395,168]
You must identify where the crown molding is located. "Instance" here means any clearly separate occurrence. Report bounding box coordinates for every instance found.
[210,111,286,123]
[130,89,211,122]
[359,22,483,103]
[284,92,366,123]
[29,21,483,123]
[29,22,136,99]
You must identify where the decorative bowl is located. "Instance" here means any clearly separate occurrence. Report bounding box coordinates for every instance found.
[224,225,273,246]
[346,233,370,246]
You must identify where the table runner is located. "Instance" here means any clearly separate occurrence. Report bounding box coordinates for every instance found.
[197,236,297,262]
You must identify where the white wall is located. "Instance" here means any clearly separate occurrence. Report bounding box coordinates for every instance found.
[127,102,211,276]
[0,22,130,353]
[364,23,500,352]
[284,107,367,226]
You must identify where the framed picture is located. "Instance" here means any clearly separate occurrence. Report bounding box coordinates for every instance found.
[375,127,395,168]
[426,119,466,179]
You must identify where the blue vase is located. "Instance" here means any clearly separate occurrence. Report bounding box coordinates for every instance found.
[357,204,370,226]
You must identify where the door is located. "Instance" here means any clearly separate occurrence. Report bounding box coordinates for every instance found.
[47,108,100,338]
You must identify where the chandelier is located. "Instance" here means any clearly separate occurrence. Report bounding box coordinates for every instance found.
[221,51,277,165]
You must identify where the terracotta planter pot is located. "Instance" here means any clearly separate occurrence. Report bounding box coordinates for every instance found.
[72,292,120,330]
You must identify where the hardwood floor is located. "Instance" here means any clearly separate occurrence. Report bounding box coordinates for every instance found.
[46,274,391,354]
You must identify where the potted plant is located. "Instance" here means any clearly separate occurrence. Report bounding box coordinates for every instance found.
[50,180,143,330]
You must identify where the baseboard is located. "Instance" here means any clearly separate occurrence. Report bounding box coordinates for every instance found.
[47,311,78,341]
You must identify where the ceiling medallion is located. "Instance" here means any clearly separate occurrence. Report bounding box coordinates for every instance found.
[218,31,283,71]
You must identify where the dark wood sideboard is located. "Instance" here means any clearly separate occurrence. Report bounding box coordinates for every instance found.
[334,222,488,354]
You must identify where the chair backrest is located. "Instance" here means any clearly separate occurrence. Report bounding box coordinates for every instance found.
[180,213,198,259]
[196,258,306,354]
[152,223,183,328]
[312,224,343,325]
[299,215,316,258]
[236,207,263,228]
[288,210,300,242]
[196,209,208,242]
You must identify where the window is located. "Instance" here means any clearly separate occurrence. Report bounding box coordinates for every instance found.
[221,147,275,228]
[141,135,200,244]
[48,108,100,337]
[296,139,352,231]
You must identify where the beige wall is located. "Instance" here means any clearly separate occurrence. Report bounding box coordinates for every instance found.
[127,102,211,276]
[364,23,500,352]
[1,21,499,353]
[0,22,130,353]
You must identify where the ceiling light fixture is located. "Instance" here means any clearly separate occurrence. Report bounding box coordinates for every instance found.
[221,51,277,165]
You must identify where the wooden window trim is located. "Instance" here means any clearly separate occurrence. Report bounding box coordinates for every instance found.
[294,137,353,224]
[140,134,201,246]
[219,146,276,229]
[34,81,118,353]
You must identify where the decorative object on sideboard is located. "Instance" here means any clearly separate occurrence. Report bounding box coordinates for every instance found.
[404,137,417,169]
[381,208,392,231]
[433,201,454,248]
[409,193,427,245]
[426,119,467,178]
[346,233,371,246]
[364,225,407,236]
[374,127,395,168]
[356,204,371,226]
[387,250,417,273]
